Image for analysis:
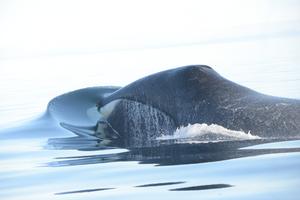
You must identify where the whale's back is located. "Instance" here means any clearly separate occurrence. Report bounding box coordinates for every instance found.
[98,65,300,146]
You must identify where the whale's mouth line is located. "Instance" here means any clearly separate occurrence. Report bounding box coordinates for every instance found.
[96,120,121,139]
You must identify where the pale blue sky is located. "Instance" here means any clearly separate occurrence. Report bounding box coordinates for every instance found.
[1,0,300,58]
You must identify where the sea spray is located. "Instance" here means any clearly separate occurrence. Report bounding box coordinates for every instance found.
[157,123,261,141]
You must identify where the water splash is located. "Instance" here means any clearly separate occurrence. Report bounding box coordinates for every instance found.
[157,123,260,142]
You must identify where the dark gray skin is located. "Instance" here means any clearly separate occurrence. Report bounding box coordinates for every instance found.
[97,65,300,148]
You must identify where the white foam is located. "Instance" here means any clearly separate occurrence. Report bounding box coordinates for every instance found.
[157,123,260,141]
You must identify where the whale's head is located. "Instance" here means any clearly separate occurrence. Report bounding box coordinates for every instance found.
[95,65,223,148]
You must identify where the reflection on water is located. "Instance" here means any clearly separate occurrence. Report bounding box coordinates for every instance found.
[46,136,300,167]
[136,181,185,187]
[169,184,233,191]
[2,132,300,199]
[55,183,233,195]
[56,187,115,195]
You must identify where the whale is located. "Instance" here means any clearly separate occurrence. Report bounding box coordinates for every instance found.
[87,65,300,148]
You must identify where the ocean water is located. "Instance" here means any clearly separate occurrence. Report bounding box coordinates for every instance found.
[1,35,300,200]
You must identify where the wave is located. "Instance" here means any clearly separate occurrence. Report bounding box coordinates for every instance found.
[157,123,261,142]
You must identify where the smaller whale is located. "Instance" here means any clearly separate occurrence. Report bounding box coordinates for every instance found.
[93,65,300,148]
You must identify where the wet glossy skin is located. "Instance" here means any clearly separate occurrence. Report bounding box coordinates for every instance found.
[99,65,300,147]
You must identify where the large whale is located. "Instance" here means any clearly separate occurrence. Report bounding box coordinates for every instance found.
[93,65,300,147]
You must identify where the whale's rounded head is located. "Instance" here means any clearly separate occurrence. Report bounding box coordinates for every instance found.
[170,65,220,85]
[178,64,212,71]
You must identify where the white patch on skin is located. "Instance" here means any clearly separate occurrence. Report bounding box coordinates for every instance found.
[99,100,121,119]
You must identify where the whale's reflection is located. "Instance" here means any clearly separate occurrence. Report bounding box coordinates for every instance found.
[136,181,185,187]
[169,184,233,191]
[55,182,233,195]
[56,187,115,195]
[46,136,300,167]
